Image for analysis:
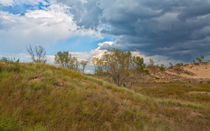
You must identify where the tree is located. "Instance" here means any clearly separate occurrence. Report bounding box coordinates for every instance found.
[54,51,69,68]
[55,51,79,70]
[92,57,104,75]
[27,45,46,63]
[92,49,133,86]
[67,56,79,70]
[104,49,133,86]
[149,58,154,66]
[80,60,88,73]
[92,49,147,86]
[132,56,146,72]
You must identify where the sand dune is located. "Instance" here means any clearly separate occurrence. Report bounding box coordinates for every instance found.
[182,63,210,79]
[153,62,210,83]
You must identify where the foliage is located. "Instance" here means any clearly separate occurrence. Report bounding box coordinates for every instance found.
[103,49,132,86]
[132,56,146,72]
[175,63,184,67]
[80,60,88,73]
[196,56,205,63]
[55,51,79,70]
[169,62,173,69]
[92,57,105,75]
[160,64,165,71]
[92,49,146,86]
[27,45,46,63]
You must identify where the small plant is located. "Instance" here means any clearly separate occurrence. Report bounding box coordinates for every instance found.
[169,62,173,69]
[149,58,154,66]
[176,63,184,66]
[160,64,165,71]
[194,55,205,64]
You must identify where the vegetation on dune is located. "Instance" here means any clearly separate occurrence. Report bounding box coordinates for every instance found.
[92,49,147,86]
[0,48,210,130]
[55,51,88,72]
[0,60,210,130]
[193,56,205,64]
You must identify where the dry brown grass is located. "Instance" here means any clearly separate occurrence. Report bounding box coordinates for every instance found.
[0,61,210,130]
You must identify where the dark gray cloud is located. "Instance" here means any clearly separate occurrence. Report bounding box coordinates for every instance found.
[56,0,210,62]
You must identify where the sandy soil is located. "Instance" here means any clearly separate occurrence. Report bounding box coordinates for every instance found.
[145,63,210,83]
[165,63,210,80]
[182,63,210,79]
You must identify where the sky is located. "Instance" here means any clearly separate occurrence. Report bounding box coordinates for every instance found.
[1,0,210,72]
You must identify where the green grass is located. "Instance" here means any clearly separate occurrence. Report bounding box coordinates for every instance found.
[136,83,210,106]
[0,61,210,130]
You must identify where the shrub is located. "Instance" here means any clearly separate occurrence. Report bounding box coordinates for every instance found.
[55,51,79,70]
[92,49,147,86]
[193,55,205,64]
[168,62,173,69]
[132,56,146,72]
[160,64,165,71]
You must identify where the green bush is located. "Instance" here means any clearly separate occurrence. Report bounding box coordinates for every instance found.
[160,64,165,71]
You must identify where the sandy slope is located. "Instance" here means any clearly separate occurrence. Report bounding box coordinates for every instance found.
[165,63,210,81]
[182,63,210,79]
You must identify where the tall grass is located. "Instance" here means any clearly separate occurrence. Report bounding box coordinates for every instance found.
[0,62,210,130]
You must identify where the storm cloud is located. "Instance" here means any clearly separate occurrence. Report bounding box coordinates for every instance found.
[56,0,210,62]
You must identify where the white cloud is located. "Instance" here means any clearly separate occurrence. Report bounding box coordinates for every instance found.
[0,0,48,6]
[130,51,183,66]
[0,0,14,5]
[0,3,101,53]
[68,41,184,70]
[17,0,48,5]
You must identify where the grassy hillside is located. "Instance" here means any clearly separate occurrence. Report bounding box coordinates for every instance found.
[0,61,210,131]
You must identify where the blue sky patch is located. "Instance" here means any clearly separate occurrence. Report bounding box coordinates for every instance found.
[0,0,50,15]
[48,36,114,55]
